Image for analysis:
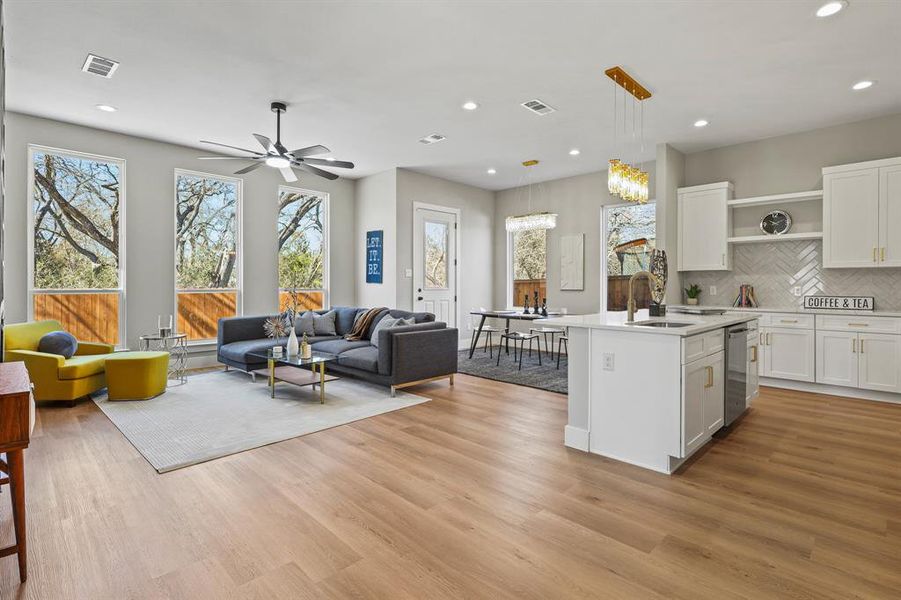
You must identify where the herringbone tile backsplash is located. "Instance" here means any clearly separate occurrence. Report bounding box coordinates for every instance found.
[686,241,901,311]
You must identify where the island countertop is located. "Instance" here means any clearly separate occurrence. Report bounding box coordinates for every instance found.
[542,310,760,337]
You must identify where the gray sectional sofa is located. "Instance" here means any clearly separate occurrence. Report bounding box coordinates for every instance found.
[217,307,458,395]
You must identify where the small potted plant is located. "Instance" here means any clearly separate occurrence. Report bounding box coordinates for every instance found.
[684,283,702,305]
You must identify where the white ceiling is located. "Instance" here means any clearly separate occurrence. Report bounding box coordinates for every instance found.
[6,1,901,191]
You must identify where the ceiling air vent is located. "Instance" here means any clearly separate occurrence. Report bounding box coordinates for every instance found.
[521,99,556,116]
[419,133,447,145]
[81,54,120,78]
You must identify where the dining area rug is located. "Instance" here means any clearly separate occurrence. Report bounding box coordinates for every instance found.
[457,348,567,394]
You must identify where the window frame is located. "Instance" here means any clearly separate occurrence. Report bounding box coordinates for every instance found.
[600,200,657,314]
[277,185,330,310]
[506,227,548,309]
[173,168,244,344]
[26,144,128,347]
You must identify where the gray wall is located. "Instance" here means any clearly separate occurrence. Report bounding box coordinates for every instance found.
[4,112,356,352]
[493,166,656,315]
[682,111,901,310]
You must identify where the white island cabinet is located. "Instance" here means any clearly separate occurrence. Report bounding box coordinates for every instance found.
[542,312,759,474]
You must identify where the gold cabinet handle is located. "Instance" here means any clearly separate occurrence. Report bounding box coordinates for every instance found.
[873,247,878,262]
[852,338,857,353]
[750,345,758,363]
[860,339,865,354]
[705,365,714,388]
[780,319,798,323]
[848,323,869,327]
[881,247,886,262]
[767,332,771,345]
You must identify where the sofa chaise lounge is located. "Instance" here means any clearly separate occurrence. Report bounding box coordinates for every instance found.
[217,307,458,396]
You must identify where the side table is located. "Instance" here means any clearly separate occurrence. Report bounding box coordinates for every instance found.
[139,333,188,383]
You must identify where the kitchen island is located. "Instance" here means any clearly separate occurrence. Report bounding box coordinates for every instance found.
[543,310,760,474]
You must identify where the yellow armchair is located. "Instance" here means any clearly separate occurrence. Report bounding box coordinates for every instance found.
[3,320,116,403]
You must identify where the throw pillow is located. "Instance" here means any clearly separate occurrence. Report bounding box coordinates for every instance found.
[370,316,415,348]
[295,310,338,337]
[313,310,337,336]
[38,331,78,359]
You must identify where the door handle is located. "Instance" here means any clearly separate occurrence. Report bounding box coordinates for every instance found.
[417,296,423,301]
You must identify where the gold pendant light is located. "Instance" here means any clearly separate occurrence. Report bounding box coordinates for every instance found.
[606,66,651,204]
[505,160,558,232]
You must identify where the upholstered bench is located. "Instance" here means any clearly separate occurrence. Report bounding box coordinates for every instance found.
[105,351,169,400]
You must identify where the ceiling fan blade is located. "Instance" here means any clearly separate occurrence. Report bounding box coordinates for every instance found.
[302,157,354,169]
[290,144,330,158]
[280,167,298,183]
[197,156,252,160]
[274,140,289,155]
[200,140,262,155]
[253,134,276,154]
[234,162,266,175]
[292,161,338,180]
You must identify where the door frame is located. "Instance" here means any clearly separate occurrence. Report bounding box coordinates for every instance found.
[412,202,461,330]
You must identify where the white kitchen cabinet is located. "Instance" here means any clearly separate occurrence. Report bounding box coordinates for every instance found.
[816,330,859,387]
[747,336,759,406]
[823,157,901,268]
[858,333,901,393]
[760,327,815,382]
[678,182,733,271]
[879,164,901,266]
[681,350,724,457]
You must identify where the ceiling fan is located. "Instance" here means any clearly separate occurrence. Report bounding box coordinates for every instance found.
[197,101,354,182]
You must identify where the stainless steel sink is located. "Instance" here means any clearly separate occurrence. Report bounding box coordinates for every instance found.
[631,321,694,328]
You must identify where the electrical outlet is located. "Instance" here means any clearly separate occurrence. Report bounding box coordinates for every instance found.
[602,353,615,371]
[793,286,802,297]
[710,286,717,296]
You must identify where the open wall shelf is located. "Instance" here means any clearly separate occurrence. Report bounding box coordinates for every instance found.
[727,190,823,208]
[727,231,823,244]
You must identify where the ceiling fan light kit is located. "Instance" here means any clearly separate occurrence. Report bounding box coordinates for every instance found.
[197,101,354,182]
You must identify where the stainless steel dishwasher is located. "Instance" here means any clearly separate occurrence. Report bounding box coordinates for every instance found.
[724,322,754,427]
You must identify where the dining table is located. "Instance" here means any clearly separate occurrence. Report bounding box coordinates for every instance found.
[468,309,563,358]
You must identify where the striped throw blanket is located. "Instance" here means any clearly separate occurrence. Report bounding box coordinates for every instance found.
[345,307,386,341]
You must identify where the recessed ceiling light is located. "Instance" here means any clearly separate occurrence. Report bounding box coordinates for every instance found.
[816,1,847,17]
[462,101,479,111]
[265,156,291,168]
[95,104,117,112]
[852,80,874,90]
[694,119,709,128]
[487,168,497,175]
[569,149,581,156]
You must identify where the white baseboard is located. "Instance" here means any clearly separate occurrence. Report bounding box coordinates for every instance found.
[564,425,589,451]
[760,377,901,405]
[186,354,221,370]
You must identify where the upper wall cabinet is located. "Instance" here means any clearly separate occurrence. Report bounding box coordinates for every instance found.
[677,182,733,271]
[823,156,901,268]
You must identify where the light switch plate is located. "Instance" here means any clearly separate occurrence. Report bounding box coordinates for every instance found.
[405,268,413,278]
[602,353,615,371]
[792,286,802,296]
[709,286,717,296]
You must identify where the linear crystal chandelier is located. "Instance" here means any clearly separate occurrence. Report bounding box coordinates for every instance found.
[505,160,558,232]
[606,66,651,204]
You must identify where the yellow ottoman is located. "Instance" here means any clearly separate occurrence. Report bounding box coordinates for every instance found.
[105,351,169,400]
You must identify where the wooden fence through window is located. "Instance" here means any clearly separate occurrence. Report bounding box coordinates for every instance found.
[33,292,120,345]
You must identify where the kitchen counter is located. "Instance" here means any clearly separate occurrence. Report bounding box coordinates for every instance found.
[543,309,760,337]
[558,311,760,474]
[669,304,901,318]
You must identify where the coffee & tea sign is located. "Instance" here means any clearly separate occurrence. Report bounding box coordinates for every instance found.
[803,296,875,311]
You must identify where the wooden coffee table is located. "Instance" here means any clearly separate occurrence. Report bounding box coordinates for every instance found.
[249,350,338,403]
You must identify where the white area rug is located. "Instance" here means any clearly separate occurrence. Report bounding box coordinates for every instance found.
[93,370,429,473]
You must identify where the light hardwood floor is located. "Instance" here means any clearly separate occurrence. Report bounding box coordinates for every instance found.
[1,373,900,599]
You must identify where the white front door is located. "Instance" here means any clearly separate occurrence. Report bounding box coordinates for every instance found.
[413,207,457,326]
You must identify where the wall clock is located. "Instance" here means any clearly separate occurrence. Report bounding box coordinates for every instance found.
[760,210,792,235]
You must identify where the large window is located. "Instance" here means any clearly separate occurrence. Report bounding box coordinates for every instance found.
[175,170,242,341]
[277,187,328,312]
[28,146,125,345]
[603,202,656,311]
[509,228,547,308]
